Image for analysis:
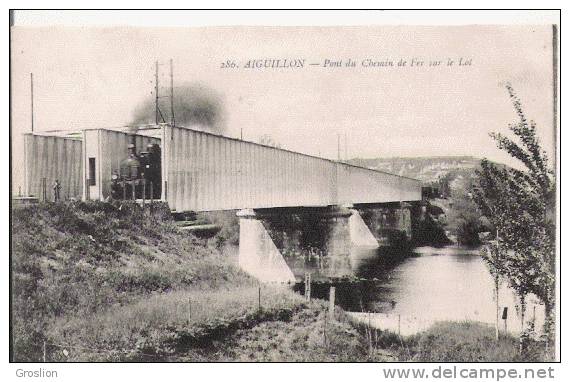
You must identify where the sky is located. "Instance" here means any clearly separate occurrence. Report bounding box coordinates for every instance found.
[10,25,556,190]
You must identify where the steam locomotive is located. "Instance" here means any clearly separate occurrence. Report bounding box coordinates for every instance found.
[111,136,162,200]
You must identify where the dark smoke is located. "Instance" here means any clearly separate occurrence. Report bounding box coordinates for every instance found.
[130,83,226,133]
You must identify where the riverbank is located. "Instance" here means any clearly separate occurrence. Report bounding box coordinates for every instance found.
[371,321,552,362]
[164,308,551,362]
[10,201,372,361]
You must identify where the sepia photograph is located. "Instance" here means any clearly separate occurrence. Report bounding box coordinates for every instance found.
[8,9,560,369]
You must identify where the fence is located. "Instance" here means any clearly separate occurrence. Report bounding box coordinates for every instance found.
[33,285,302,362]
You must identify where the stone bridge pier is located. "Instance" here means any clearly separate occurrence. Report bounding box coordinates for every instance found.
[354,202,414,245]
[237,202,417,283]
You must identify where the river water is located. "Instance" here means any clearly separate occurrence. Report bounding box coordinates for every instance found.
[286,245,545,336]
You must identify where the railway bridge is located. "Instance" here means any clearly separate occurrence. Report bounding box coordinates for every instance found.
[23,124,422,282]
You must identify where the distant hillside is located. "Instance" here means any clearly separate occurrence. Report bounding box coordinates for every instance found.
[348,156,482,184]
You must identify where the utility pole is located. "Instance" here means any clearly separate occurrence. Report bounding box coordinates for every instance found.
[155,60,159,125]
[24,72,34,196]
[495,228,500,341]
[30,73,34,132]
[170,59,175,126]
[344,132,348,161]
[337,134,341,161]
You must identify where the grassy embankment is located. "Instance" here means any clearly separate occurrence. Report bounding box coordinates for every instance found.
[369,321,551,362]
[11,201,550,362]
[11,201,369,361]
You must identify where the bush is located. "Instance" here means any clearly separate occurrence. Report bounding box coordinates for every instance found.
[48,286,305,361]
[403,321,547,362]
[10,201,252,361]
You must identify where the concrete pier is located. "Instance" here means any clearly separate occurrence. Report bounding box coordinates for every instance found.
[237,203,416,283]
[321,206,353,256]
[399,202,413,240]
[353,203,414,245]
[349,209,379,247]
[237,209,296,283]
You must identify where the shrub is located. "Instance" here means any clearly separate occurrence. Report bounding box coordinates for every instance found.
[404,321,547,362]
[10,201,252,361]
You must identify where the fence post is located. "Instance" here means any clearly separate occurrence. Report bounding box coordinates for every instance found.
[149,182,154,215]
[367,312,373,353]
[258,286,262,312]
[323,311,327,347]
[329,286,335,321]
[55,179,61,202]
[42,178,47,202]
[305,273,311,302]
[43,340,46,362]
[85,178,91,201]
[398,314,401,337]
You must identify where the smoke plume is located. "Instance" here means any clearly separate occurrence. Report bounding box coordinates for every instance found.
[130,83,226,133]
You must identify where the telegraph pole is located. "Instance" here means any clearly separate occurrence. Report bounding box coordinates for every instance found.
[495,228,500,341]
[170,59,175,126]
[344,132,348,161]
[155,60,159,125]
[30,73,34,132]
[24,72,34,196]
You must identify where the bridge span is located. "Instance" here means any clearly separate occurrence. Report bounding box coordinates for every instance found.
[24,125,422,283]
[163,125,421,211]
[24,125,421,211]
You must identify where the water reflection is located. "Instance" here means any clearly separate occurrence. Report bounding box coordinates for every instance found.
[288,245,545,335]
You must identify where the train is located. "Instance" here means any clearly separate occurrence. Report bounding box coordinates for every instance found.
[110,134,162,200]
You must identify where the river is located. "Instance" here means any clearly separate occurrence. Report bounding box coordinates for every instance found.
[286,245,545,336]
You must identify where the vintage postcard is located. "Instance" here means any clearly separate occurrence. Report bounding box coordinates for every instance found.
[8,9,560,374]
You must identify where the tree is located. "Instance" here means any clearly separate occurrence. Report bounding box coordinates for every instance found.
[445,173,483,246]
[481,239,505,340]
[258,134,282,149]
[473,83,556,343]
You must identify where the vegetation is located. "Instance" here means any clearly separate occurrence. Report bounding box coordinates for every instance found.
[444,174,488,246]
[11,201,259,361]
[10,201,387,362]
[12,200,550,362]
[347,156,481,183]
[394,321,550,362]
[473,84,556,345]
[174,302,379,362]
[50,286,305,361]
[258,134,282,149]
[411,203,451,247]
[198,210,240,249]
